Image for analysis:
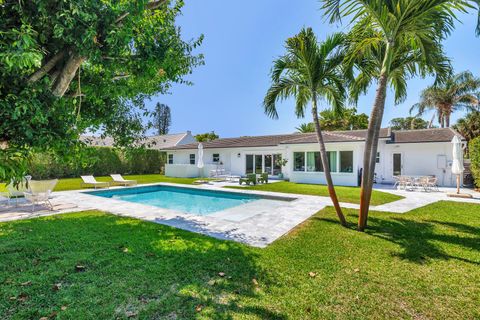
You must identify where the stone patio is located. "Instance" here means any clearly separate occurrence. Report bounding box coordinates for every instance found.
[1,182,479,247]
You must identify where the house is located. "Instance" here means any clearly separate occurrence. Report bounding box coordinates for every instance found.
[81,131,196,150]
[163,128,465,187]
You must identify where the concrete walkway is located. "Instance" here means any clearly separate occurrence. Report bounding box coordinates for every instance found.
[1,182,478,247]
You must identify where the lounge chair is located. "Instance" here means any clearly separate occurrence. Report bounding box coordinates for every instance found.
[80,175,110,189]
[110,174,137,186]
[239,173,257,186]
[24,179,58,211]
[1,180,29,206]
[257,173,269,184]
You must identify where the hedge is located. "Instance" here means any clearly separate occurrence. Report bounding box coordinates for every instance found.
[469,137,480,188]
[28,147,166,179]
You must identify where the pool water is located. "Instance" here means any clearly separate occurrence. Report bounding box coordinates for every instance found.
[87,185,262,215]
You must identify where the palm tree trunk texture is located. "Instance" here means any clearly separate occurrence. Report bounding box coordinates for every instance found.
[358,73,388,231]
[312,101,347,227]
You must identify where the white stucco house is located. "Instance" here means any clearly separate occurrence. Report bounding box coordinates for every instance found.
[81,131,196,150]
[163,128,465,187]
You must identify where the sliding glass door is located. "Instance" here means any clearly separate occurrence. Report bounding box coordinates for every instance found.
[245,154,283,175]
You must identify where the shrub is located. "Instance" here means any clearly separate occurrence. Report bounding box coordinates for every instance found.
[27,147,165,179]
[469,137,480,188]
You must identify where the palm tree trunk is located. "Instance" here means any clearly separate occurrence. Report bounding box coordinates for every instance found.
[358,72,388,231]
[312,100,347,227]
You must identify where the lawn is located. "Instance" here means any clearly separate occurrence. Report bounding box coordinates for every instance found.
[226,181,403,205]
[0,174,203,192]
[1,201,478,319]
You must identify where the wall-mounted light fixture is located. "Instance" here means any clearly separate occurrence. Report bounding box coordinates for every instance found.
[237,153,241,158]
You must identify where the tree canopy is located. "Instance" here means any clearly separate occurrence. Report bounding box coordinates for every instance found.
[296,108,368,133]
[0,0,203,182]
[154,103,172,135]
[195,131,219,142]
[389,117,429,130]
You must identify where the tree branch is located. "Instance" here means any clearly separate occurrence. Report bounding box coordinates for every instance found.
[52,54,86,97]
[27,51,65,83]
[115,0,168,25]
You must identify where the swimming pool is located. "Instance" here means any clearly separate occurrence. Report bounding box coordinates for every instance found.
[87,185,270,215]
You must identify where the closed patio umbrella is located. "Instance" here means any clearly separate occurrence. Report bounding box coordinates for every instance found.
[451,136,464,194]
[197,143,204,175]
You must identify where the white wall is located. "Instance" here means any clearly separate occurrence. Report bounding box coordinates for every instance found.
[287,142,362,187]
[375,142,457,187]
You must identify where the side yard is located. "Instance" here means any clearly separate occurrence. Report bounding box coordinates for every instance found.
[0,201,478,319]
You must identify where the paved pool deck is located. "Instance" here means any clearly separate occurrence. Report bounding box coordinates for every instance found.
[1,181,479,247]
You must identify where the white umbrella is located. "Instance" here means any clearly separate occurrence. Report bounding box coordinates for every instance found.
[197,143,204,172]
[451,135,464,194]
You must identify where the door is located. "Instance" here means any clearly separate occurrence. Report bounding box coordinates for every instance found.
[255,155,263,174]
[393,153,402,176]
[246,155,254,174]
[264,155,273,175]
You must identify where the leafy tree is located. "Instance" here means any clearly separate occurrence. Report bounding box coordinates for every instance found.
[195,131,219,142]
[389,117,429,130]
[154,103,172,135]
[454,111,480,143]
[296,123,315,133]
[0,0,203,183]
[319,108,368,131]
[296,108,368,132]
[410,71,480,127]
[264,28,348,227]
[321,0,479,231]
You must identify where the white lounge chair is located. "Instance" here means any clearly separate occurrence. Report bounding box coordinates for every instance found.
[1,180,30,206]
[80,175,110,189]
[24,179,58,211]
[110,174,137,186]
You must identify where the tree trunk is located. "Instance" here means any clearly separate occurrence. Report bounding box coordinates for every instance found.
[358,72,388,231]
[52,54,86,97]
[312,99,348,227]
[28,51,66,83]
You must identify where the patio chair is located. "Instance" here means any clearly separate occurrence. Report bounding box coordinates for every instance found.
[80,175,110,189]
[257,173,269,184]
[0,180,30,206]
[24,179,58,211]
[426,177,439,192]
[110,174,137,186]
[239,173,257,186]
[392,176,401,189]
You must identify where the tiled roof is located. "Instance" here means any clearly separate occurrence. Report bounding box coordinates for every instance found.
[81,132,191,150]
[164,128,463,150]
[390,128,465,143]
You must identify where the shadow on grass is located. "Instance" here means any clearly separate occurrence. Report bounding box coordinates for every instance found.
[0,212,285,319]
[318,214,480,266]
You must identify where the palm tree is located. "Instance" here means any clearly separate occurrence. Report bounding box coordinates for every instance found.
[321,0,479,231]
[410,71,480,128]
[454,110,480,143]
[264,28,348,226]
[296,123,315,133]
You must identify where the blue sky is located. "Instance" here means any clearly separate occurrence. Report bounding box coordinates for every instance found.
[147,0,480,137]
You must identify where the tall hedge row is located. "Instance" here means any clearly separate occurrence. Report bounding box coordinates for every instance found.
[28,147,166,179]
[469,137,480,188]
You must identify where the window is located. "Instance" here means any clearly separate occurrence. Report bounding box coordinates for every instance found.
[168,154,173,164]
[339,151,353,173]
[376,152,380,163]
[189,154,195,165]
[246,155,254,174]
[328,151,337,172]
[213,153,220,163]
[272,154,282,175]
[293,152,305,171]
[255,155,263,173]
[306,152,322,172]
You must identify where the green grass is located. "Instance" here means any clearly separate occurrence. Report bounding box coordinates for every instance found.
[1,201,479,319]
[226,181,403,205]
[0,175,205,192]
